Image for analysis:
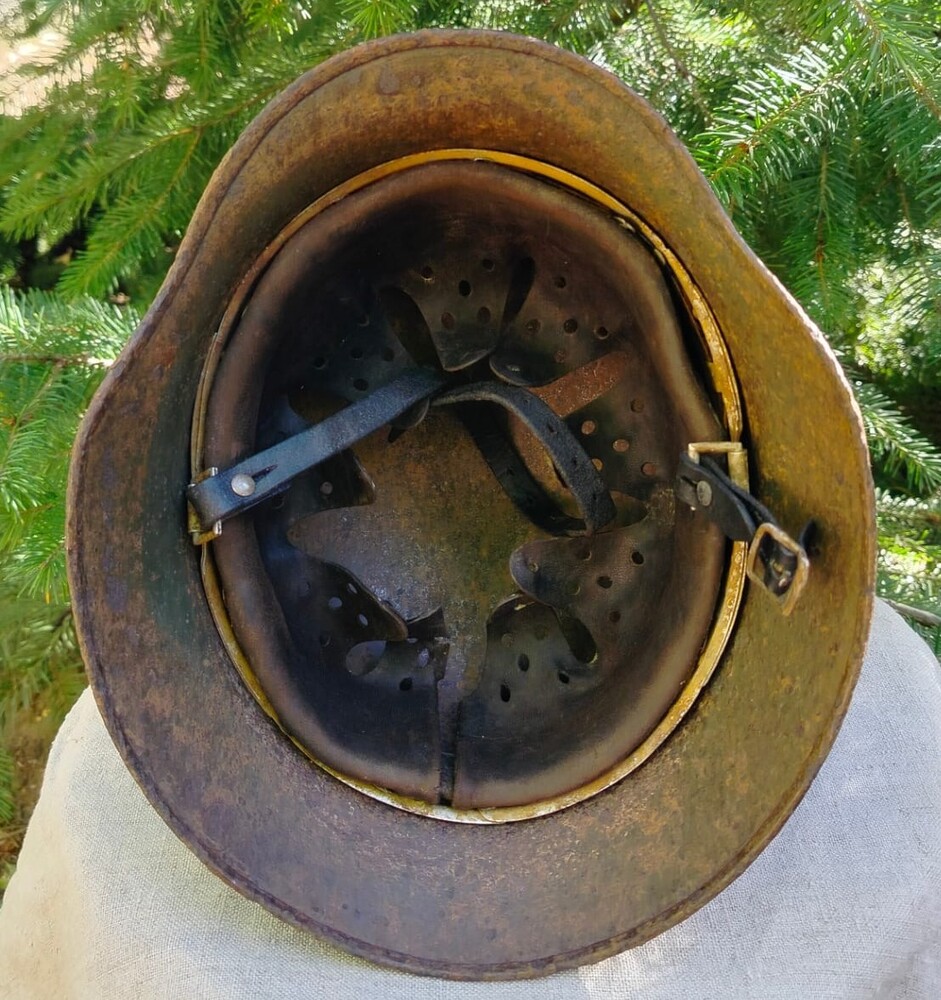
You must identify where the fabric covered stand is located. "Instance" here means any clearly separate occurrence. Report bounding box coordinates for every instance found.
[1,600,939,998]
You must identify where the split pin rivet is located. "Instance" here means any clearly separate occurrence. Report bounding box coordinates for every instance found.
[695,480,713,506]
[231,473,256,497]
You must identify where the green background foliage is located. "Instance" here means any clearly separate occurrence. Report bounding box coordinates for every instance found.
[0,0,939,880]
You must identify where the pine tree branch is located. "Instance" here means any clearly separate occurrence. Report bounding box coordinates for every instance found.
[0,364,62,483]
[643,0,711,123]
[814,144,830,312]
[855,380,941,494]
[847,0,941,122]
[60,129,202,295]
[698,47,852,197]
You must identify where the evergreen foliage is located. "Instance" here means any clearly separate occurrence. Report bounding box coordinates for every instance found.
[0,288,137,828]
[0,2,938,807]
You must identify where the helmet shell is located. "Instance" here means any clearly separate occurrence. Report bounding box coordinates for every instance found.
[68,30,874,980]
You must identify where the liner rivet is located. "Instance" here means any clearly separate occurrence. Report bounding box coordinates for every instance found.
[231,473,256,497]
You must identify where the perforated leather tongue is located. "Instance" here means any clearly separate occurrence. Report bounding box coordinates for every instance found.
[203,160,726,809]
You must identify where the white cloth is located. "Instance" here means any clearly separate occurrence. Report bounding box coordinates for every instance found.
[1,599,940,998]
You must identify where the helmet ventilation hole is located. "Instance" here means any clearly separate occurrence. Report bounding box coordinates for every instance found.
[557,671,570,684]
[458,280,472,297]
[517,654,529,671]
[328,596,343,611]
[500,684,511,703]
[399,677,413,692]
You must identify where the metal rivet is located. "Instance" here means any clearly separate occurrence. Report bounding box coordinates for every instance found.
[695,480,713,506]
[231,473,256,497]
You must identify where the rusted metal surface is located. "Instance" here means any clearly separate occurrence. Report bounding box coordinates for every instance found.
[66,31,875,980]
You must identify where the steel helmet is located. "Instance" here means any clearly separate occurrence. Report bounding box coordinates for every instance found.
[68,30,875,980]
